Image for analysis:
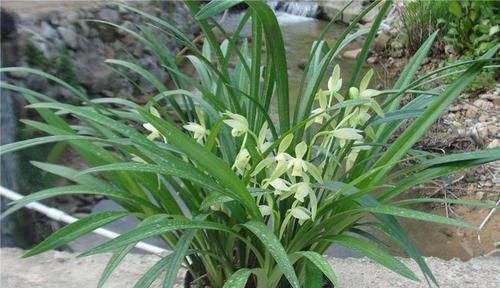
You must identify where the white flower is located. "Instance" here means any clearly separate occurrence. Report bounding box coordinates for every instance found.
[268,178,291,196]
[143,107,167,142]
[290,207,311,223]
[287,142,308,177]
[183,122,209,143]
[223,112,248,137]
[311,90,329,125]
[232,148,251,175]
[259,205,272,217]
[257,122,272,152]
[290,182,312,202]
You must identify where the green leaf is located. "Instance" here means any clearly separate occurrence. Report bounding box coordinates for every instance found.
[134,254,174,288]
[77,162,224,194]
[449,1,463,18]
[246,0,289,132]
[294,251,337,287]
[223,269,252,288]
[242,221,299,288]
[139,109,262,221]
[80,218,232,256]
[24,211,129,258]
[324,235,418,281]
[196,0,244,20]
[97,215,169,288]
[0,185,155,219]
[360,205,476,229]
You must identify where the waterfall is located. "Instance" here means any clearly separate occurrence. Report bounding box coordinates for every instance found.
[266,1,320,18]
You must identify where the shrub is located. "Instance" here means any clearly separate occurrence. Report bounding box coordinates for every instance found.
[443,0,499,56]
[1,1,499,287]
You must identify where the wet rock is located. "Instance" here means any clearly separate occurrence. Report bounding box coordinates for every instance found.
[57,26,78,49]
[342,48,361,59]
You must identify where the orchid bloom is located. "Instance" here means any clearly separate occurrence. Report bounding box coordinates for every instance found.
[232,148,251,175]
[143,107,167,142]
[183,122,209,143]
[223,112,248,137]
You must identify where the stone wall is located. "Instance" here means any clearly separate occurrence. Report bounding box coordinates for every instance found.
[3,1,199,100]
[0,1,199,247]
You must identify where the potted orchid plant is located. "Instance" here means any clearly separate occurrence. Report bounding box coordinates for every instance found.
[1,0,499,287]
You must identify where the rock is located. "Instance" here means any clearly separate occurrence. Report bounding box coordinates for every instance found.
[97,8,120,23]
[26,74,49,91]
[39,21,58,41]
[475,191,485,200]
[297,58,307,70]
[1,9,17,40]
[320,0,376,24]
[74,54,112,94]
[487,139,499,149]
[390,40,405,58]
[8,70,29,79]
[57,27,78,49]
[448,104,463,112]
[342,48,361,59]
[372,32,391,52]
[474,99,494,110]
[366,56,378,64]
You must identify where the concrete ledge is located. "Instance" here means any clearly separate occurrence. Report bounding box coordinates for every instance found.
[1,248,499,287]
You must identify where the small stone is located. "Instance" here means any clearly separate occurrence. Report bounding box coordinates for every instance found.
[342,48,361,59]
[57,26,78,49]
[8,70,29,79]
[97,8,120,23]
[40,21,58,40]
[366,56,378,64]
[487,139,499,148]
[474,99,494,110]
[448,104,463,112]
[478,115,488,122]
[372,32,391,52]
[297,58,307,70]
[475,192,485,200]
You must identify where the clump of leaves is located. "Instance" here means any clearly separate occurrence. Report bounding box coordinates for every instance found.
[443,0,499,56]
[1,1,499,287]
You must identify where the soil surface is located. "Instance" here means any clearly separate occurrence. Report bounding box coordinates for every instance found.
[1,248,499,288]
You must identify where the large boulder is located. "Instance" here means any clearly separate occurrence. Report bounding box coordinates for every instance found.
[318,0,378,23]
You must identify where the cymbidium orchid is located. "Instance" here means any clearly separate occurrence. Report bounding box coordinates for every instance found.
[143,107,167,142]
[5,2,497,288]
[223,111,249,137]
[233,148,251,175]
[183,122,209,143]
